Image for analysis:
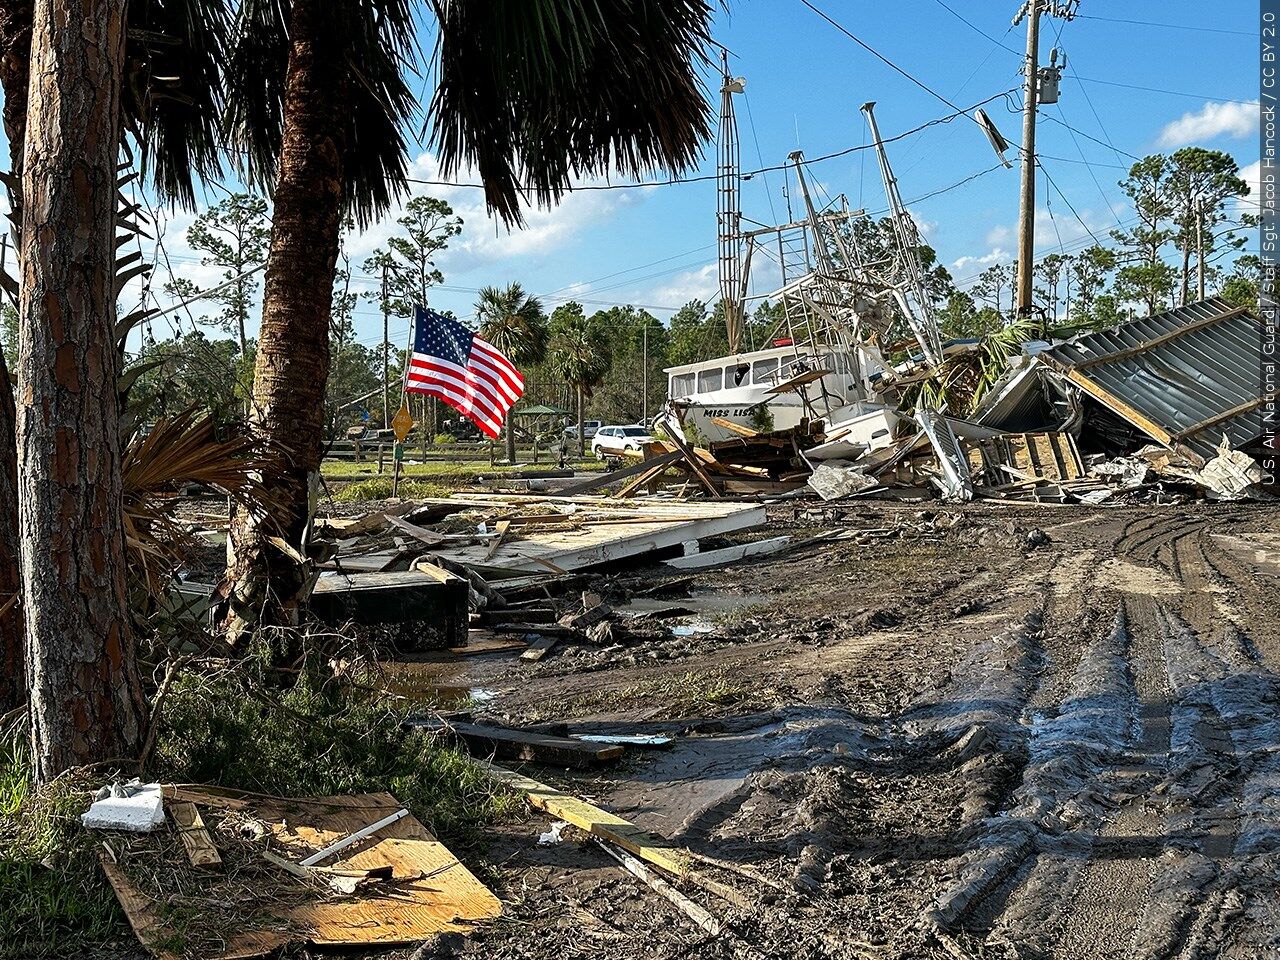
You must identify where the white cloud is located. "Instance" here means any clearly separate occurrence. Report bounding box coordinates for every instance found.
[952,248,1009,272]
[344,152,644,276]
[647,263,718,310]
[1238,159,1263,215]
[1157,100,1259,148]
[985,225,1012,247]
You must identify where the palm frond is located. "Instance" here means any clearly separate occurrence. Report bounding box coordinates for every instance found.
[122,410,276,592]
[225,0,419,228]
[125,0,231,209]
[429,0,716,224]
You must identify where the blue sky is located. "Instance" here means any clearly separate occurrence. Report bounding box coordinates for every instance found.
[3,1,1261,354]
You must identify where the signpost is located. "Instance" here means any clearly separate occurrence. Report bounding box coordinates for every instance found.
[391,402,414,497]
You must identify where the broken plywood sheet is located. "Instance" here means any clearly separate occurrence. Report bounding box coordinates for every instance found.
[424,496,766,574]
[103,787,501,959]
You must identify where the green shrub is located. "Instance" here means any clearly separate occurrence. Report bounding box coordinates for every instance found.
[153,671,517,841]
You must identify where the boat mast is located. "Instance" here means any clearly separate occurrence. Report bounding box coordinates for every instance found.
[860,101,944,367]
[716,53,746,353]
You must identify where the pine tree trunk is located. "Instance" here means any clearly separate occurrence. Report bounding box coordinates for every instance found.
[19,0,143,779]
[0,0,31,713]
[224,0,345,645]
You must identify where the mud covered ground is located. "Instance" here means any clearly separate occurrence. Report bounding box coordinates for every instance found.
[383,502,1280,960]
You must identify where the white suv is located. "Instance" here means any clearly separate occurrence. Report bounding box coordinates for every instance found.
[591,424,654,459]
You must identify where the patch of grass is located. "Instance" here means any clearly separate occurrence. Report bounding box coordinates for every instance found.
[321,458,603,480]
[153,670,519,842]
[0,741,127,959]
[330,476,450,503]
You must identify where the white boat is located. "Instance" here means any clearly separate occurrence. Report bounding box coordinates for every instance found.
[659,341,899,450]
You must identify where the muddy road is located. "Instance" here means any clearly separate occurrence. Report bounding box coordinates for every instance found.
[393,503,1280,960]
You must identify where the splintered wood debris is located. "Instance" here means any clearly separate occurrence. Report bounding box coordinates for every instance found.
[99,786,501,959]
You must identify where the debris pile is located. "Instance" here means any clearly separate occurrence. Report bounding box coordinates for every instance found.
[605,298,1271,505]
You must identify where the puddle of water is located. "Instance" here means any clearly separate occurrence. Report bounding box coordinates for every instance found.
[378,661,499,708]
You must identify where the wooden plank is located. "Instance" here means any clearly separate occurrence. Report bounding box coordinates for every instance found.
[663,536,792,570]
[664,428,722,496]
[519,633,561,661]
[709,417,759,438]
[483,519,511,561]
[168,801,222,869]
[417,719,624,768]
[1065,369,1175,446]
[616,462,673,499]
[549,451,682,497]
[594,840,721,936]
[385,514,448,545]
[477,761,690,876]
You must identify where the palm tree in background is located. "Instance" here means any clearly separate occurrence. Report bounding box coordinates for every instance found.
[549,307,613,458]
[475,283,548,464]
[223,0,717,637]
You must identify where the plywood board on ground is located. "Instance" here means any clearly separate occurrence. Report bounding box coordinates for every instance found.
[103,787,501,959]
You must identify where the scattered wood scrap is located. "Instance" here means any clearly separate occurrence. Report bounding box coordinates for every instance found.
[478,760,689,876]
[168,801,221,870]
[664,535,793,570]
[416,719,624,768]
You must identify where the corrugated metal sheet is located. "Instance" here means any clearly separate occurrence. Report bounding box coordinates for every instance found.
[1044,297,1264,461]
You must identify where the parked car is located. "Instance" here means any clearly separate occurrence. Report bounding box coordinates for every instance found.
[563,420,602,441]
[591,424,654,460]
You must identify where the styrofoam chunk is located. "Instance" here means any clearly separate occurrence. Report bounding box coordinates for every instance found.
[81,782,165,832]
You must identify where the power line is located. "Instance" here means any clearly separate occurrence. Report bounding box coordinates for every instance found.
[1036,159,1103,248]
[1073,75,1254,105]
[796,0,976,120]
[929,0,1022,55]
[1040,113,1140,162]
[1074,14,1252,38]
[403,90,1017,197]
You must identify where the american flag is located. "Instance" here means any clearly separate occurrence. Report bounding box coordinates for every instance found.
[404,306,524,439]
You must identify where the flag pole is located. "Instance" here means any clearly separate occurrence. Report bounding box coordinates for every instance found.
[392,310,418,499]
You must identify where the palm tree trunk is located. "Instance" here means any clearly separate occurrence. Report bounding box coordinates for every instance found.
[505,417,517,464]
[225,0,345,645]
[20,0,143,780]
[0,0,31,713]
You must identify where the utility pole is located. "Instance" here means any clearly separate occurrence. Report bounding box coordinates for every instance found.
[1195,195,1207,302]
[641,323,649,425]
[380,262,390,426]
[1013,0,1076,333]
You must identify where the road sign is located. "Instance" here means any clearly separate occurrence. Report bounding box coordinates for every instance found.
[391,402,414,442]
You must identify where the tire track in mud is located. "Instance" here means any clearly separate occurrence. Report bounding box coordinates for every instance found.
[928,509,1280,960]
[925,606,1138,947]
